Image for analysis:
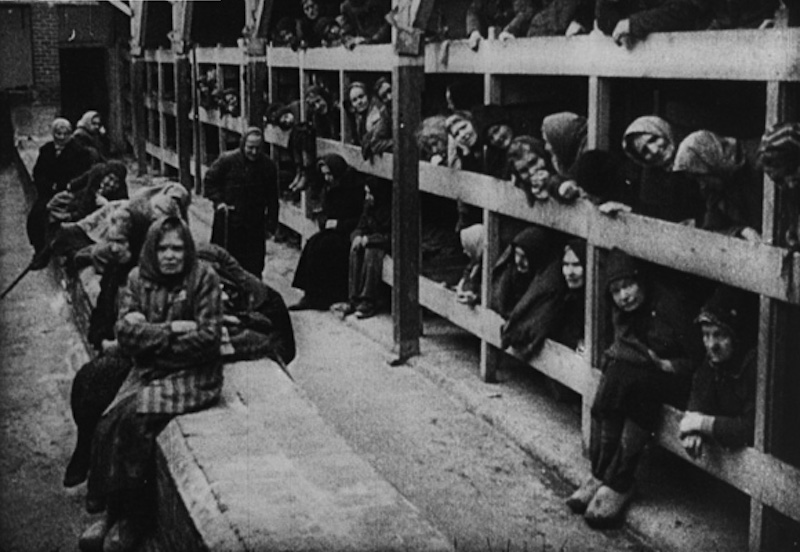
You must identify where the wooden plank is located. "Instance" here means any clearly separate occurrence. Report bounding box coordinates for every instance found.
[175,55,193,190]
[131,57,148,175]
[302,45,396,72]
[266,46,301,68]
[278,199,319,239]
[252,0,275,40]
[171,0,193,54]
[193,47,245,66]
[423,29,800,82]
[480,210,501,383]
[391,60,423,360]
[145,142,179,170]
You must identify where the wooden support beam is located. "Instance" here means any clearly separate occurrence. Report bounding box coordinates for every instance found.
[252,0,276,41]
[391,56,424,362]
[170,0,193,55]
[389,0,436,56]
[175,55,193,191]
[130,57,148,175]
[130,2,146,56]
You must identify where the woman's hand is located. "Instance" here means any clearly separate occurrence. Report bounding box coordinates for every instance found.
[611,19,633,48]
[647,349,675,373]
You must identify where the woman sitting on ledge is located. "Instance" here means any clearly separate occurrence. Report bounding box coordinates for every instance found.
[79,216,222,552]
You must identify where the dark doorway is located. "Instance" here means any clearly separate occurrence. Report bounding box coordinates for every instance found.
[59,47,108,126]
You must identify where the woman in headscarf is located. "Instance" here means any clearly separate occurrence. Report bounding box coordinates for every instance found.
[621,115,704,223]
[490,225,567,359]
[569,249,701,529]
[551,239,586,351]
[28,117,94,260]
[290,154,365,310]
[673,129,762,241]
[71,110,106,163]
[79,216,222,552]
[361,78,393,160]
[541,112,588,180]
[477,104,517,180]
[758,122,800,249]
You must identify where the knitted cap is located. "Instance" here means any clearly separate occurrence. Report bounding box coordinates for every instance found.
[605,248,639,291]
[696,285,747,337]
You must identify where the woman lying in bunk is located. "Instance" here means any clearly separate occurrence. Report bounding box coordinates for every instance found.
[758,122,800,250]
[79,216,223,552]
[672,129,763,242]
[331,177,392,319]
[679,285,757,460]
[290,154,366,311]
[36,160,129,270]
[490,225,567,358]
[568,248,702,528]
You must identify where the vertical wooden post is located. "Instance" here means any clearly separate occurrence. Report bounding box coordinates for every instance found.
[157,55,167,174]
[340,70,352,145]
[175,54,193,191]
[190,47,203,194]
[130,57,148,176]
[391,56,423,363]
[480,73,502,382]
[245,39,267,128]
[583,76,612,447]
[750,81,800,552]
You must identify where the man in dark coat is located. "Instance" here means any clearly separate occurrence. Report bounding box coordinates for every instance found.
[204,127,280,277]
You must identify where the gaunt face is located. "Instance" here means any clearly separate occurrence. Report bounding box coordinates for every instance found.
[53,124,71,148]
[98,173,122,196]
[562,247,584,290]
[319,163,334,184]
[450,119,477,149]
[279,111,295,130]
[156,228,186,276]
[106,231,131,265]
[349,86,369,115]
[487,124,513,151]
[513,246,530,274]
[243,134,263,161]
[302,0,320,20]
[512,151,550,198]
[609,277,645,313]
[632,133,674,168]
[306,92,328,115]
[701,323,735,364]
[376,82,392,106]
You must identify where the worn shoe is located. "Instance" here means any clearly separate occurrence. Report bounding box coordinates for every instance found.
[63,454,89,488]
[355,300,376,319]
[103,518,142,552]
[584,484,635,529]
[330,301,356,318]
[78,517,112,552]
[566,475,603,514]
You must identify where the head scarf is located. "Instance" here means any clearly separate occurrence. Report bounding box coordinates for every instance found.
[318,153,348,181]
[605,248,639,292]
[239,127,264,153]
[541,112,588,177]
[622,116,677,167]
[52,118,72,134]
[564,238,586,266]
[76,111,100,132]
[512,226,557,273]
[673,130,742,176]
[758,122,800,180]
[305,84,332,111]
[138,215,196,284]
[476,104,515,149]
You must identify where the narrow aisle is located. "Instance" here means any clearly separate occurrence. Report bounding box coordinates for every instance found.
[0,163,90,551]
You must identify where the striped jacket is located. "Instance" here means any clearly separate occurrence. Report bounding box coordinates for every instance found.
[115,260,223,414]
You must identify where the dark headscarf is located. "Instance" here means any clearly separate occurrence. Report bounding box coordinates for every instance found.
[512,226,557,274]
[239,127,264,154]
[74,160,129,220]
[138,216,196,285]
[575,150,629,204]
[541,112,588,177]
[318,153,349,182]
[564,238,586,267]
[605,248,640,293]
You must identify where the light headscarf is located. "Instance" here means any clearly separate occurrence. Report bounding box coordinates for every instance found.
[622,116,676,167]
[673,130,742,176]
[76,111,100,132]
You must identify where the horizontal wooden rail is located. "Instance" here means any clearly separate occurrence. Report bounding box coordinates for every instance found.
[143,49,176,64]
[145,96,177,117]
[267,44,394,72]
[196,107,245,133]
[281,139,800,304]
[194,46,245,66]
[278,199,320,238]
[145,142,179,170]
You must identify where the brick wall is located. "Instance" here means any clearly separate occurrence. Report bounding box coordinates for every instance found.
[31,3,60,106]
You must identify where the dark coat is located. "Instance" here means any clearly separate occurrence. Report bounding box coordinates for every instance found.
[340,0,392,43]
[353,177,391,250]
[204,143,279,276]
[467,0,538,36]
[687,350,756,448]
[33,140,94,199]
[527,0,594,35]
[596,0,711,39]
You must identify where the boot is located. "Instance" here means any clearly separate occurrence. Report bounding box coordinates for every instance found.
[78,516,113,552]
[566,474,603,514]
[103,517,142,552]
[584,484,635,529]
[64,429,93,487]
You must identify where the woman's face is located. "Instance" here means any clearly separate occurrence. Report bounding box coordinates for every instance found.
[609,277,645,312]
[302,0,320,20]
[53,125,71,147]
[562,247,584,289]
[89,116,103,134]
[106,231,131,265]
[377,82,392,106]
[701,323,735,364]
[487,124,513,151]
[450,119,477,149]
[632,133,674,168]
[306,93,328,115]
[513,246,530,274]
[156,228,186,276]
[319,163,334,184]
[99,173,121,196]
[349,86,369,115]
[513,151,550,198]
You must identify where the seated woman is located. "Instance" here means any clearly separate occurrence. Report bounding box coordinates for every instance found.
[331,177,392,319]
[290,155,365,310]
[568,248,701,528]
[673,129,763,241]
[71,110,107,163]
[550,239,586,351]
[346,81,372,146]
[80,216,222,552]
[64,214,138,489]
[197,243,296,366]
[595,0,712,48]
[540,111,588,200]
[490,226,566,358]
[621,115,704,223]
[297,0,328,47]
[37,160,129,270]
[758,122,800,249]
[339,0,392,46]
[466,0,536,50]
[680,286,757,459]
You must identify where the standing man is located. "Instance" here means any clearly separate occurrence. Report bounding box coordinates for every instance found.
[204,127,279,277]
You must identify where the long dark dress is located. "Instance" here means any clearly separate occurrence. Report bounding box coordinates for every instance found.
[292,155,365,307]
